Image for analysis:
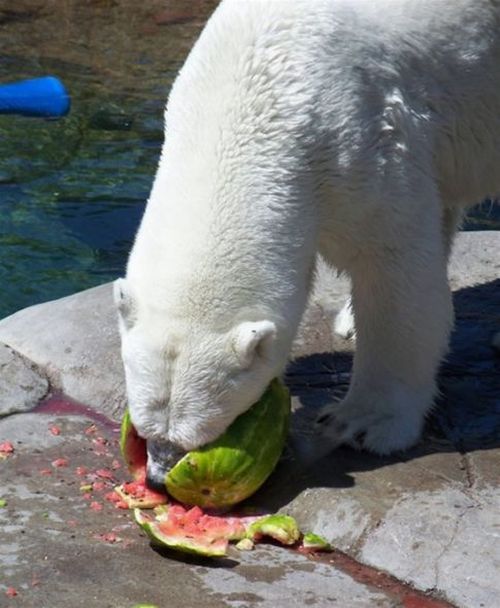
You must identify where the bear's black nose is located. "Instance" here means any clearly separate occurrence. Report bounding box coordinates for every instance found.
[145,466,167,492]
[146,440,185,491]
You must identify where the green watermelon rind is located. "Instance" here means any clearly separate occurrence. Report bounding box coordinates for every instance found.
[302,532,332,551]
[246,514,300,545]
[165,379,290,509]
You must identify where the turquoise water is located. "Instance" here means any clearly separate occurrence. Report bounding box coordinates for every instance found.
[0,3,497,319]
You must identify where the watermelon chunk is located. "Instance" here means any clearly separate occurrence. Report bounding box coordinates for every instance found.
[301,532,332,552]
[133,504,310,558]
[165,379,291,509]
[116,409,168,508]
[114,474,168,509]
[134,506,243,557]
[246,514,300,545]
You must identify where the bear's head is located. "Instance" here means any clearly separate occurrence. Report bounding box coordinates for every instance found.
[114,278,284,473]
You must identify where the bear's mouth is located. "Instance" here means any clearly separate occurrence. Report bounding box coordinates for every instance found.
[146,439,186,491]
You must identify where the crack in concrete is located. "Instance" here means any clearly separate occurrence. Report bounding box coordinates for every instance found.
[351,515,381,556]
[432,502,470,592]
[460,452,477,489]
[412,463,463,487]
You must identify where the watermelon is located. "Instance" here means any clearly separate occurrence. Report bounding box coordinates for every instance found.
[134,505,247,557]
[118,379,290,509]
[235,538,254,551]
[301,532,332,552]
[165,379,290,508]
[115,410,167,508]
[119,409,146,480]
[246,514,300,545]
[134,505,304,558]
[114,478,168,509]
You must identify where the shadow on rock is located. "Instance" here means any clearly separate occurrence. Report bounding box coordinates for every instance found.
[151,542,239,568]
[251,278,500,511]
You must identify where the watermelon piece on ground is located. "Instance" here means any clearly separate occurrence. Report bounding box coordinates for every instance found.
[134,506,242,557]
[301,532,332,552]
[133,505,310,558]
[114,475,168,509]
[246,514,300,545]
[116,409,168,508]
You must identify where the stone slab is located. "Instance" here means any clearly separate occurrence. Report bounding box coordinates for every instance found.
[0,284,125,421]
[0,343,48,417]
[360,486,500,608]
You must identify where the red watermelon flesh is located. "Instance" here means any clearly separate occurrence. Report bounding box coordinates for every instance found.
[116,409,168,508]
[134,504,306,558]
[164,505,247,540]
[114,474,168,509]
[120,409,147,480]
[134,505,249,557]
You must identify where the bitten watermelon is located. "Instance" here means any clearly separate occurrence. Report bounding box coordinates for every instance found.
[134,505,302,558]
[115,379,327,559]
[118,379,290,509]
[165,379,290,508]
[134,505,246,557]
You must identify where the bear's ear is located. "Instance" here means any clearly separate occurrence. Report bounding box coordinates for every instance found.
[113,278,137,331]
[231,321,277,369]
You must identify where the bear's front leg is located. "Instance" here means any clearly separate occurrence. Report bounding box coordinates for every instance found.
[317,225,453,455]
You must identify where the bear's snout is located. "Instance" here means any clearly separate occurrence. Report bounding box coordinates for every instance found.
[146,439,186,490]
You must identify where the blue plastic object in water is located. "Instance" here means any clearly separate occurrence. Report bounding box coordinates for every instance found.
[0,76,70,118]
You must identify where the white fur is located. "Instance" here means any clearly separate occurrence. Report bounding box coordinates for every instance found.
[116,0,500,456]
[334,298,356,340]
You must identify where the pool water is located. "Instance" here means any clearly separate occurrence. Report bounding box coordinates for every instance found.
[0,1,498,319]
[0,79,159,316]
[0,0,216,318]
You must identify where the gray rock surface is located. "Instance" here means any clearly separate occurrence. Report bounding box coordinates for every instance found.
[0,413,399,608]
[360,485,500,608]
[278,231,500,608]
[0,343,48,416]
[0,284,125,420]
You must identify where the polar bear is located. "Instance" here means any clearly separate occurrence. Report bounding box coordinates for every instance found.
[115,0,500,480]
